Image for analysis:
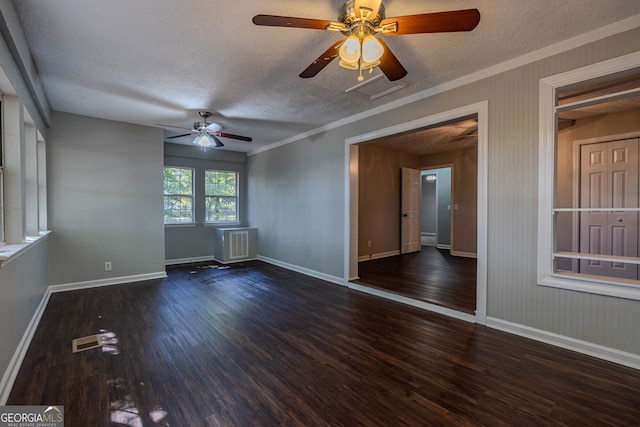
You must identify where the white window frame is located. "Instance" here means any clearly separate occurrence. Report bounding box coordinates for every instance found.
[163,166,195,225]
[538,51,640,300]
[204,169,239,224]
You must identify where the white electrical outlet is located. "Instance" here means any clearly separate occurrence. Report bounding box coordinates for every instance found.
[104,261,112,271]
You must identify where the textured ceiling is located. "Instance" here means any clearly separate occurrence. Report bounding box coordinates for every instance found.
[12,0,640,153]
[366,118,478,155]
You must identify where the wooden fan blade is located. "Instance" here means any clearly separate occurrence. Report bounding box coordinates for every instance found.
[166,133,193,139]
[216,132,252,142]
[380,9,480,36]
[211,135,224,147]
[377,39,407,81]
[299,40,344,79]
[252,14,339,30]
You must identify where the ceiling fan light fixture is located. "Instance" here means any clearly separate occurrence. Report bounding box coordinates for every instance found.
[193,133,215,148]
[360,59,380,71]
[339,59,360,70]
[339,34,361,63]
[361,34,383,63]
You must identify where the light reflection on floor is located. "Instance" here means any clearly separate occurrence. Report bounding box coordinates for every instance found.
[102,331,169,426]
[100,330,120,355]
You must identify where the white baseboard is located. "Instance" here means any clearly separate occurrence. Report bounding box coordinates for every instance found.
[165,256,215,266]
[450,251,477,259]
[436,244,451,250]
[258,256,345,287]
[358,250,401,262]
[474,310,487,325]
[0,287,52,405]
[214,257,258,265]
[486,317,640,370]
[49,271,167,293]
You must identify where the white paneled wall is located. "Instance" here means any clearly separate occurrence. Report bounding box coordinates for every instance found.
[249,26,640,357]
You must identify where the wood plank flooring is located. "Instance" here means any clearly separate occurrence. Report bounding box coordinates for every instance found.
[8,260,640,426]
[356,247,477,313]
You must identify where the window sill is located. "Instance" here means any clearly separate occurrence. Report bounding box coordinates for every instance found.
[164,222,198,228]
[539,272,640,301]
[203,222,242,227]
[0,231,51,268]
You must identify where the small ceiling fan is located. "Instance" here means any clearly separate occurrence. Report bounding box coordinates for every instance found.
[253,0,480,82]
[163,111,253,148]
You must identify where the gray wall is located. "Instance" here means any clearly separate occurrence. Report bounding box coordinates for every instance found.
[0,238,49,399]
[164,143,248,262]
[248,27,640,356]
[48,111,165,285]
[0,1,51,401]
[248,130,347,276]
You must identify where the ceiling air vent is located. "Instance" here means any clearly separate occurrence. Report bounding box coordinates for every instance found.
[345,74,407,100]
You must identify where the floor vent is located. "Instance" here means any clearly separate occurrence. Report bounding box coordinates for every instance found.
[72,334,103,353]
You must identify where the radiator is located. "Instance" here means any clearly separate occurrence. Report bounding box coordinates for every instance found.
[229,230,249,260]
[214,227,258,264]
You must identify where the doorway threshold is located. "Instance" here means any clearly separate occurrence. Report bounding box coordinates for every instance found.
[348,281,477,323]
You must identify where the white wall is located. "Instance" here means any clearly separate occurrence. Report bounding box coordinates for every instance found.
[47,112,165,285]
[248,27,640,356]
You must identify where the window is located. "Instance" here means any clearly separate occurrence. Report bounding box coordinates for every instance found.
[163,167,193,224]
[205,170,238,222]
[538,52,640,300]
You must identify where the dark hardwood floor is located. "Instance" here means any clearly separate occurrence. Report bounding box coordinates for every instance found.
[8,261,640,426]
[356,246,477,313]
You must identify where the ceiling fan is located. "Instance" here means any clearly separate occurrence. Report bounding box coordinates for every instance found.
[163,111,253,148]
[252,0,480,82]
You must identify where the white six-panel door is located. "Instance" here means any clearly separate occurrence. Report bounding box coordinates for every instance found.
[580,138,639,279]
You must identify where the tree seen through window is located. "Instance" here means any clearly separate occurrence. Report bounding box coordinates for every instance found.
[205,170,237,222]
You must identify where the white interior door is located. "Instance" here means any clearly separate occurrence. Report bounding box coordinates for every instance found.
[580,138,639,279]
[401,167,421,254]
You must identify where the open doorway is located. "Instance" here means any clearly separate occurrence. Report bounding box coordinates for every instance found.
[346,102,487,320]
[353,119,477,313]
[421,167,452,249]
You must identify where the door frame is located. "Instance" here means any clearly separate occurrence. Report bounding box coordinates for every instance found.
[344,101,488,324]
[421,165,454,251]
